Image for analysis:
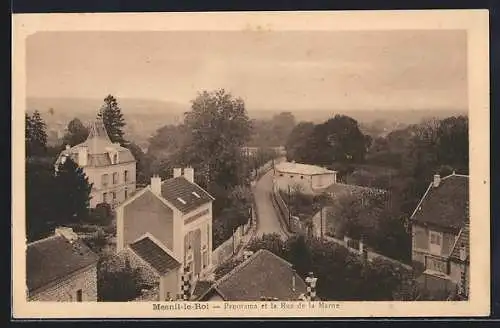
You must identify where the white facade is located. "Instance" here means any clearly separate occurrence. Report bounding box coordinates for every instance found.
[274,162,337,194]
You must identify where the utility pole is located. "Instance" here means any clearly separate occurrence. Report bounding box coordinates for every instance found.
[320,207,324,239]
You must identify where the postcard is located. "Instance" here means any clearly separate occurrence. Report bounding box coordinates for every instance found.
[12,9,490,318]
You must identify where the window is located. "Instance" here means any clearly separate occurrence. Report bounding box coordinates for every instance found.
[124,188,128,199]
[113,172,118,184]
[300,176,304,179]
[290,175,294,179]
[112,192,116,201]
[103,192,108,203]
[429,230,443,255]
[279,173,283,177]
[111,153,118,164]
[101,174,109,187]
[430,231,442,245]
[124,170,129,182]
[76,289,82,302]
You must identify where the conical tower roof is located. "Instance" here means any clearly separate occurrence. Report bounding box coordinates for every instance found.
[87,116,112,142]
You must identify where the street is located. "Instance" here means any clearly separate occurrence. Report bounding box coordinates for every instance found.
[253,168,289,239]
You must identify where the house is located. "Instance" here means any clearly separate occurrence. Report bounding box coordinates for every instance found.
[54,116,137,208]
[195,249,310,301]
[274,162,338,195]
[116,167,214,301]
[26,227,99,301]
[410,172,469,299]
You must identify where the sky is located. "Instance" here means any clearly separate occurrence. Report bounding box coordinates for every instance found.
[26,30,468,111]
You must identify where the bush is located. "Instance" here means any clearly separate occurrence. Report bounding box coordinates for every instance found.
[97,255,142,301]
[90,203,113,225]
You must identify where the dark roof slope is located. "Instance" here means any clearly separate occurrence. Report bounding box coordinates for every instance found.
[129,236,181,275]
[213,249,307,301]
[450,221,470,261]
[27,236,99,293]
[411,174,469,231]
[161,177,214,213]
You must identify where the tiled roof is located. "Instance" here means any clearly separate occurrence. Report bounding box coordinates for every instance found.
[129,236,181,275]
[27,236,99,293]
[161,177,214,213]
[275,162,336,176]
[191,280,213,300]
[212,249,307,301]
[449,221,470,262]
[411,174,469,231]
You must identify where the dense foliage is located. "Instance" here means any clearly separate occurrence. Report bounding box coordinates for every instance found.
[285,115,371,165]
[247,234,414,301]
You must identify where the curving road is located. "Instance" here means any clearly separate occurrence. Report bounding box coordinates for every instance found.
[253,169,289,239]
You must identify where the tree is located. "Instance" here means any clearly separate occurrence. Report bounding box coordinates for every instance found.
[62,118,89,147]
[247,233,287,259]
[53,157,93,224]
[97,255,142,301]
[147,124,189,159]
[285,122,315,162]
[26,111,48,157]
[97,95,126,144]
[179,89,252,189]
[26,160,57,241]
[124,142,154,185]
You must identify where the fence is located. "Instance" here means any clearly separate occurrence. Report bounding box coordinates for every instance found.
[270,182,305,235]
[212,157,284,267]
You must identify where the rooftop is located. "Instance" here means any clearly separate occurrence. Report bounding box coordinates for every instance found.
[210,249,307,301]
[411,174,469,232]
[55,119,135,167]
[27,235,99,293]
[161,177,214,214]
[129,236,181,275]
[275,162,337,176]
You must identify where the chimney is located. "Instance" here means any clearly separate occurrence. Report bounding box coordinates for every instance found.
[151,175,162,195]
[55,227,78,243]
[292,268,296,292]
[173,168,182,178]
[78,147,88,167]
[433,174,441,188]
[65,144,70,150]
[184,167,194,183]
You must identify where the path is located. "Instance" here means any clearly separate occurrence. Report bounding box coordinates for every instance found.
[253,169,289,239]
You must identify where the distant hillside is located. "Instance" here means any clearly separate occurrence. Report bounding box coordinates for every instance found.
[248,108,468,125]
[26,97,189,148]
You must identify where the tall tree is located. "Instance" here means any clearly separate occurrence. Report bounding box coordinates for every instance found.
[53,157,93,224]
[25,111,48,157]
[97,95,126,144]
[62,118,89,147]
[179,89,252,189]
[285,121,315,162]
[26,160,56,241]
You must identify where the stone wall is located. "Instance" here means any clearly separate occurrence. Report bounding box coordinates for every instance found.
[29,265,98,302]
